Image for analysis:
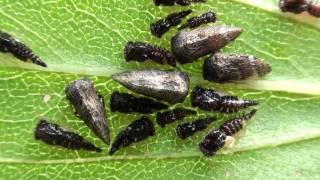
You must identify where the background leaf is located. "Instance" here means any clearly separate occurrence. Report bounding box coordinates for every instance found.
[0,0,319,179]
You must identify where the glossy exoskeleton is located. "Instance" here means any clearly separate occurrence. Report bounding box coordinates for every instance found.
[191,86,258,113]
[109,116,155,155]
[0,31,47,67]
[156,108,196,127]
[176,117,215,139]
[150,10,192,38]
[179,11,216,30]
[110,91,168,114]
[124,41,176,67]
[35,119,101,152]
[65,79,110,144]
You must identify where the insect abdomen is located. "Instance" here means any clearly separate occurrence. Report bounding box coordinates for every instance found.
[198,129,227,156]
[176,117,215,139]
[156,108,196,127]
[219,96,258,113]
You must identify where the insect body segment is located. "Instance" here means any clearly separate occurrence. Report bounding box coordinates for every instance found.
[110,91,168,114]
[0,31,47,67]
[35,119,101,152]
[150,10,192,38]
[156,108,196,127]
[179,11,216,30]
[124,41,176,67]
[279,0,320,17]
[191,86,258,113]
[109,116,155,155]
[65,79,110,144]
[153,0,206,6]
[176,117,215,139]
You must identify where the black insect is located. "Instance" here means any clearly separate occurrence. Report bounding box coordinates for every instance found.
[153,0,206,6]
[156,108,196,127]
[35,119,101,152]
[179,11,216,30]
[110,91,168,114]
[220,109,257,136]
[199,109,257,156]
[279,0,309,13]
[203,53,271,83]
[307,2,320,17]
[0,31,47,67]
[150,10,192,38]
[191,86,258,113]
[124,41,176,67]
[176,117,215,139]
[65,79,110,144]
[109,116,155,155]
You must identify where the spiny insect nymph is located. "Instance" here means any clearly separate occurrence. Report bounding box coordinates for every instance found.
[153,0,206,6]
[35,119,101,152]
[110,91,168,114]
[199,109,257,156]
[0,31,47,67]
[203,53,271,83]
[156,108,196,127]
[191,86,258,113]
[150,10,192,38]
[179,11,217,30]
[65,79,110,144]
[109,116,155,155]
[171,26,242,64]
[176,117,215,140]
[124,41,176,67]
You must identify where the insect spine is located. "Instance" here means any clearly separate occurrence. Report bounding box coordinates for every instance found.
[124,41,176,67]
[35,119,101,152]
[199,109,257,156]
[109,116,155,155]
[110,91,168,114]
[191,86,258,113]
[150,10,192,38]
[0,31,47,67]
[176,117,215,139]
[156,108,196,127]
[65,79,110,144]
[179,11,217,30]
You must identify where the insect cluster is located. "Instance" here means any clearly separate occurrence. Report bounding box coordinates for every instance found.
[279,0,320,17]
[29,0,271,158]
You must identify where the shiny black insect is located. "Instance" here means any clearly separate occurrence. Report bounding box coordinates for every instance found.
[150,10,192,38]
[65,79,110,144]
[0,31,47,67]
[109,116,155,155]
[199,109,257,156]
[156,108,196,127]
[191,86,258,113]
[179,11,216,30]
[176,117,215,139]
[110,91,168,114]
[35,119,101,152]
[307,2,320,17]
[153,0,206,6]
[124,41,176,67]
[279,0,309,14]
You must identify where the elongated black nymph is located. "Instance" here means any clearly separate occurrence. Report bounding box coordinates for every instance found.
[156,108,196,127]
[153,0,206,6]
[35,119,101,152]
[124,41,176,67]
[191,86,258,113]
[110,91,168,114]
[179,11,216,30]
[199,109,257,156]
[176,117,215,139]
[65,79,110,144]
[0,31,47,67]
[150,10,192,38]
[109,116,155,155]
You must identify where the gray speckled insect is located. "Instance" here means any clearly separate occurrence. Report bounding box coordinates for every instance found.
[171,26,242,64]
[199,109,257,156]
[35,119,101,152]
[112,70,190,104]
[203,53,271,83]
[65,79,110,145]
[0,31,47,67]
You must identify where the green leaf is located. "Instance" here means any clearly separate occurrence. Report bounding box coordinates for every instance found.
[0,0,319,179]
